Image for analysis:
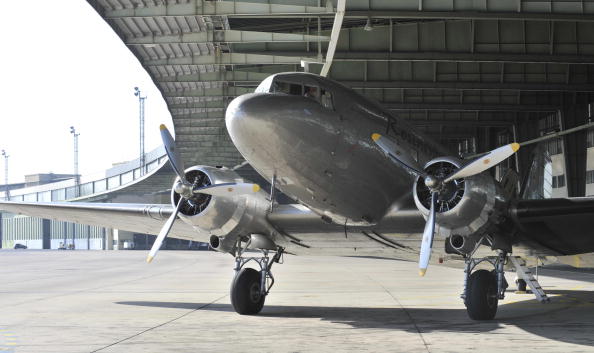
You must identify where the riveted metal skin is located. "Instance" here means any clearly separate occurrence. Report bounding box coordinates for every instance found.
[226,73,446,226]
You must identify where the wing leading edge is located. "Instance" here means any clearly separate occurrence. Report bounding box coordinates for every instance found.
[0,201,198,241]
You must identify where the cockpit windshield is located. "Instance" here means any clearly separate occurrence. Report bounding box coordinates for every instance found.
[254,75,274,93]
[255,75,335,110]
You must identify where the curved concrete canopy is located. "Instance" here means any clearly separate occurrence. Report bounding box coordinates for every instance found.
[87,0,594,159]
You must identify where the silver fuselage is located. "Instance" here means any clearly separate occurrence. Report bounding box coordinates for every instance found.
[226,73,448,226]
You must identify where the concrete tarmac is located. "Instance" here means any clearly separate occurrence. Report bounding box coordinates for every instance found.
[1,250,594,353]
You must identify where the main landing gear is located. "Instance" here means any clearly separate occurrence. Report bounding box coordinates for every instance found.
[230,239,284,315]
[460,238,549,320]
[461,251,508,320]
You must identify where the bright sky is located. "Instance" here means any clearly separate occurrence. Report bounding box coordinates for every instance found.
[0,1,173,184]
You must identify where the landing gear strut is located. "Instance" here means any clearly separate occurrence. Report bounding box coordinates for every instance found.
[461,241,508,320]
[230,238,284,315]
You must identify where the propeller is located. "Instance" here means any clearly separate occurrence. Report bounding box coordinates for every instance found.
[372,133,520,276]
[147,125,260,263]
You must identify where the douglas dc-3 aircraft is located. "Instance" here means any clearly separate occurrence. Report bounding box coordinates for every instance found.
[3,72,594,320]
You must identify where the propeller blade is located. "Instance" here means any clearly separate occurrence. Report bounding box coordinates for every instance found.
[193,183,261,197]
[160,124,187,183]
[371,133,426,177]
[147,198,183,263]
[443,143,520,183]
[419,191,437,277]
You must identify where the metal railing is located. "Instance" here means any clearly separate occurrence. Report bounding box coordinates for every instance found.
[2,154,167,202]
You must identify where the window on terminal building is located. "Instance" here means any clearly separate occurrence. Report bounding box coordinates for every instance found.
[587,129,594,148]
[587,170,594,184]
[552,174,566,188]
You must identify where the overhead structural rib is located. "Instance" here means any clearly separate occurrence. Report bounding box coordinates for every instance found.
[346,81,594,92]
[257,51,594,65]
[145,53,311,66]
[162,86,253,98]
[345,11,594,22]
[156,71,269,82]
[125,30,329,45]
[384,103,559,112]
[104,0,331,18]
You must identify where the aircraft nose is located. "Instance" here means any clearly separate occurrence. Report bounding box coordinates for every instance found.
[225,93,268,144]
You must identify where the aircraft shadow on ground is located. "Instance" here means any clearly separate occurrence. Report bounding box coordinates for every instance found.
[118,289,594,347]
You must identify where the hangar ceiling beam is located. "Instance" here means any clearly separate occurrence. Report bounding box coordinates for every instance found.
[168,101,227,109]
[157,71,268,82]
[384,103,559,112]
[171,106,225,113]
[171,111,225,120]
[163,86,252,97]
[125,30,329,45]
[346,81,594,92]
[345,11,594,22]
[262,52,594,65]
[144,53,308,66]
[104,1,331,18]
[409,120,513,127]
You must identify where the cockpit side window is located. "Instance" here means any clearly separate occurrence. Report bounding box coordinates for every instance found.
[320,89,334,110]
[275,81,303,95]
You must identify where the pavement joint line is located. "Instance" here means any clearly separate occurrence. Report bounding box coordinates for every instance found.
[88,293,228,353]
[366,274,431,353]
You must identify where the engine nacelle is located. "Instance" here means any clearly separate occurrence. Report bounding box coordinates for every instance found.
[172,166,273,254]
[413,157,508,241]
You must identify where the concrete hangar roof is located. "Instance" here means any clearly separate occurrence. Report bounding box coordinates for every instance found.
[87,0,594,166]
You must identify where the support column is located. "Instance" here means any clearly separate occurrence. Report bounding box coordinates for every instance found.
[105,228,114,250]
[0,212,3,249]
[561,94,589,197]
[42,219,51,249]
[112,229,134,250]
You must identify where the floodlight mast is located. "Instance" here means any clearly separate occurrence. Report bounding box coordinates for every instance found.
[134,87,147,176]
[1,150,9,201]
[70,127,80,198]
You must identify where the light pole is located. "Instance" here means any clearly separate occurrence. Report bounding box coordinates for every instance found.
[1,150,8,201]
[134,87,147,176]
[69,126,80,197]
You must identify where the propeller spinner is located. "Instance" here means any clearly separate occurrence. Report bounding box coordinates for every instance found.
[147,125,261,263]
[372,133,520,276]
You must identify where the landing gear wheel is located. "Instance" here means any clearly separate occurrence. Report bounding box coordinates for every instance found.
[231,268,265,315]
[516,278,527,292]
[466,269,498,320]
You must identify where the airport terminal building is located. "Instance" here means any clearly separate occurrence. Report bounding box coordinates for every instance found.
[0,146,172,250]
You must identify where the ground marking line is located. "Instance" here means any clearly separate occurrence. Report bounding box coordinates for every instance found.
[366,275,431,353]
[89,293,228,353]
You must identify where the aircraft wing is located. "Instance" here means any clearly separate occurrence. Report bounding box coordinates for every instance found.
[0,201,199,241]
[512,197,594,255]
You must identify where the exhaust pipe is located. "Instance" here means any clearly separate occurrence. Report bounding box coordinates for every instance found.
[209,235,235,254]
[448,234,479,255]
[209,234,277,253]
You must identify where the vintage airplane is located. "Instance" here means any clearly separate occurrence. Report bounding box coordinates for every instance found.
[3,72,594,321]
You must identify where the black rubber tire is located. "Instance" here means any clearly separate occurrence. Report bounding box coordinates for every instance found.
[516,278,527,292]
[230,268,265,315]
[465,269,498,320]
